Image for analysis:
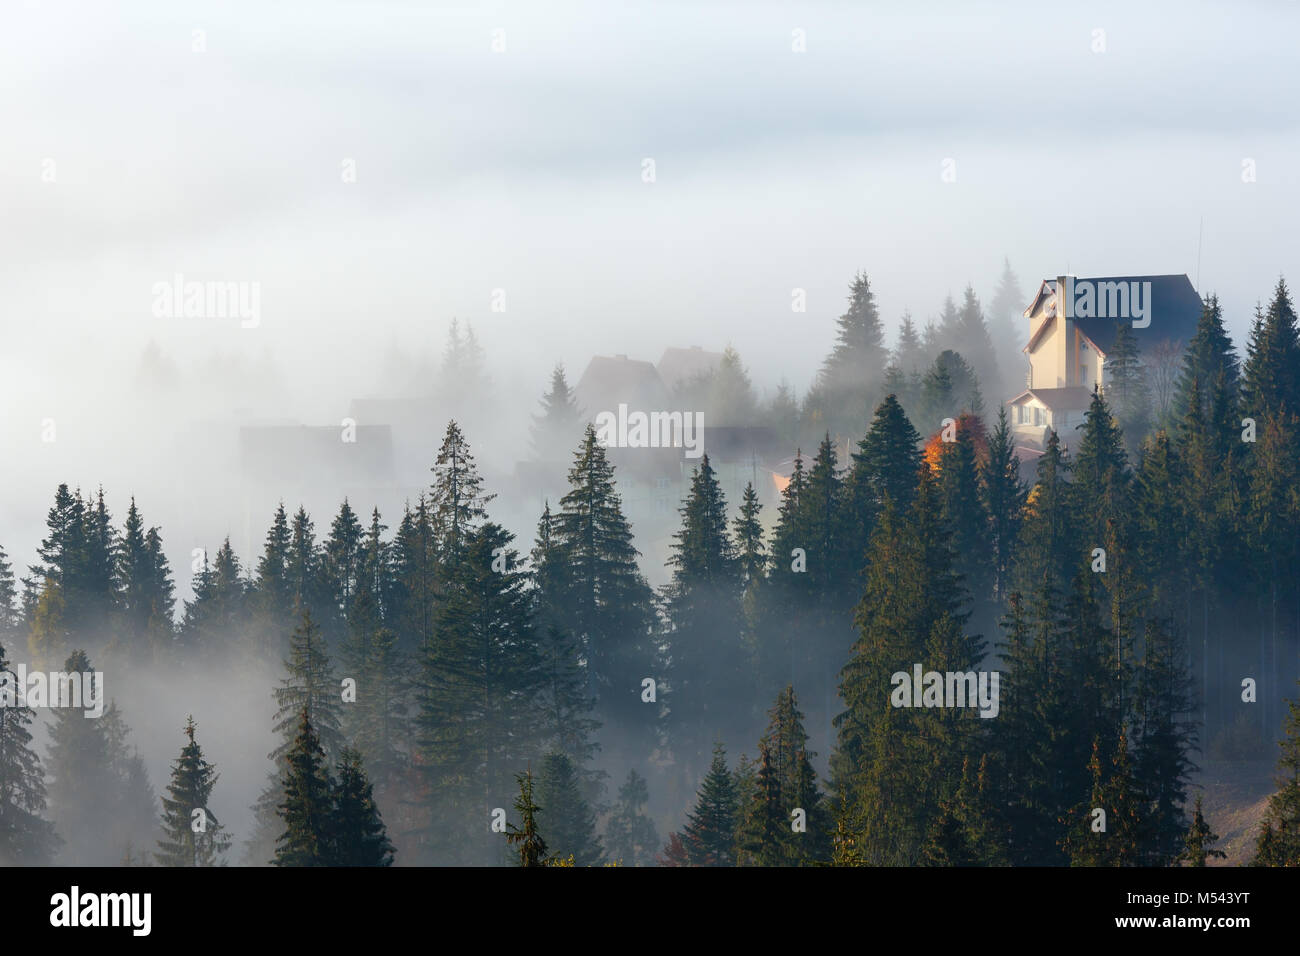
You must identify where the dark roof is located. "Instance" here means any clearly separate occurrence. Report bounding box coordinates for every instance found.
[1037,274,1203,354]
[574,355,672,421]
[1008,386,1093,410]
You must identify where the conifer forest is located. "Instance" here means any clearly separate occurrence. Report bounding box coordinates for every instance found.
[3,3,1299,900]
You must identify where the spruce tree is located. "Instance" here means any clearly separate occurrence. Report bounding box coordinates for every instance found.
[430,420,494,565]
[330,748,395,866]
[247,609,342,865]
[550,425,656,734]
[1251,683,1300,865]
[604,769,659,866]
[0,641,59,865]
[981,406,1026,600]
[680,743,738,866]
[531,363,584,459]
[663,454,745,769]
[1103,321,1151,450]
[505,768,548,867]
[322,498,365,629]
[816,270,888,434]
[156,716,231,866]
[534,751,603,866]
[1178,795,1225,866]
[415,522,543,863]
[273,710,334,867]
[736,743,787,866]
[1241,278,1300,421]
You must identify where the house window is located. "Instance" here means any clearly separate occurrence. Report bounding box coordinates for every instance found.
[1033,406,1043,427]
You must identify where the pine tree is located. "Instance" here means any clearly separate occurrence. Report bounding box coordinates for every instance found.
[550,425,656,735]
[988,258,1025,383]
[0,641,59,864]
[430,420,495,565]
[415,522,543,863]
[954,285,999,405]
[322,498,365,630]
[339,585,408,796]
[247,608,343,865]
[156,716,231,866]
[1175,294,1239,447]
[505,768,548,867]
[530,504,601,792]
[273,710,334,867]
[531,363,584,459]
[736,743,787,866]
[981,406,1026,600]
[535,751,603,865]
[252,503,294,661]
[330,748,395,866]
[1251,683,1300,865]
[816,270,888,434]
[1241,278,1300,421]
[390,495,437,658]
[664,454,745,769]
[680,743,738,866]
[894,311,926,378]
[1062,731,1144,866]
[1178,795,1225,866]
[179,538,247,660]
[1102,323,1149,445]
[935,414,993,613]
[833,468,975,865]
[1131,617,1197,865]
[843,394,923,567]
[604,769,659,867]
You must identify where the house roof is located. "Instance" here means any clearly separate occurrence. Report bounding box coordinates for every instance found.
[656,346,723,389]
[1007,386,1093,411]
[573,354,673,422]
[1025,274,1203,355]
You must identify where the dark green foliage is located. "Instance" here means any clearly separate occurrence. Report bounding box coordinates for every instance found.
[1252,684,1300,865]
[535,751,603,865]
[1178,795,1225,866]
[531,363,584,459]
[604,769,659,866]
[680,743,738,866]
[330,748,395,866]
[273,710,334,867]
[505,768,548,867]
[0,641,59,865]
[549,426,656,734]
[156,716,230,866]
[664,455,746,769]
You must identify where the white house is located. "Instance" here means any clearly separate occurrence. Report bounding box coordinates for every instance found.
[1007,273,1203,447]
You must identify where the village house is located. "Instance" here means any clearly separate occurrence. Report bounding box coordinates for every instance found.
[1006,273,1203,449]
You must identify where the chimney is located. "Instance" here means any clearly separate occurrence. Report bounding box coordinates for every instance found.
[1055,275,1074,388]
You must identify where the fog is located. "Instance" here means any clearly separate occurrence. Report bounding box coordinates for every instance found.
[2,0,1299,865]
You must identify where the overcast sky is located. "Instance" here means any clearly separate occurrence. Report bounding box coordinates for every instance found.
[2,0,1298,564]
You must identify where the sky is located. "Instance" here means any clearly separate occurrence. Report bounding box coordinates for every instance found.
[2,0,1298,575]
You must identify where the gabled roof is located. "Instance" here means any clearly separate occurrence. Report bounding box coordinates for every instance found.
[1025,274,1203,355]
[574,354,673,421]
[1007,386,1093,411]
